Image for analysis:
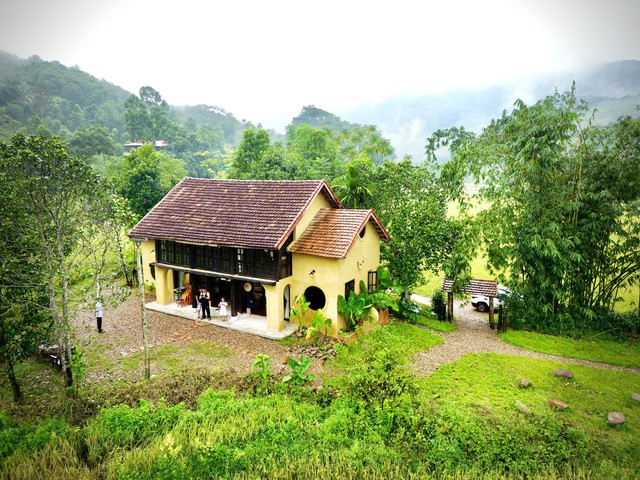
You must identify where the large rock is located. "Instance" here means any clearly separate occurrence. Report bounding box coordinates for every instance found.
[631,392,640,404]
[607,411,626,426]
[553,369,574,379]
[548,399,569,410]
[515,400,531,413]
[518,379,533,389]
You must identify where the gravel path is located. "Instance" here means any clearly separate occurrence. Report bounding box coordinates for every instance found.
[411,301,640,376]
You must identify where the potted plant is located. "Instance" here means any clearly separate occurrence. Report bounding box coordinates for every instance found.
[371,290,398,325]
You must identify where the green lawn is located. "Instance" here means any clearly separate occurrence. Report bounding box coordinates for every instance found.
[500,330,640,369]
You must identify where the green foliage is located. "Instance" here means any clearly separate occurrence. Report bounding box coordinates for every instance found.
[431,288,446,318]
[369,159,454,293]
[290,293,310,333]
[306,309,333,344]
[114,144,185,220]
[252,354,273,395]
[430,89,640,334]
[67,348,86,397]
[85,398,184,464]
[337,291,372,331]
[0,416,70,461]
[282,355,316,392]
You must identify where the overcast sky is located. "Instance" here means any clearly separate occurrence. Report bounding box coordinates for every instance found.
[1,0,639,131]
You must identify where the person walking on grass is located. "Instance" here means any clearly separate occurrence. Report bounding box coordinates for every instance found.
[96,300,104,333]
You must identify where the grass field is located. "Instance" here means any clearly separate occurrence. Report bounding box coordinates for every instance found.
[1,319,639,479]
[499,330,640,369]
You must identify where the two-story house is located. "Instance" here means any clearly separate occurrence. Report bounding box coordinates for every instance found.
[127,178,389,337]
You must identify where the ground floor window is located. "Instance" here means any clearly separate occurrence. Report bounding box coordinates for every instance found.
[368,270,378,293]
[345,279,355,298]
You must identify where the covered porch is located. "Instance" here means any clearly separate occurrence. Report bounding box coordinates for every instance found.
[144,301,297,340]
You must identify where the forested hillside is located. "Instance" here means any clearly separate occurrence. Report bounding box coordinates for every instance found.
[0,51,250,178]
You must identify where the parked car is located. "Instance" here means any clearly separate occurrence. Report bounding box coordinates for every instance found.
[471,286,511,312]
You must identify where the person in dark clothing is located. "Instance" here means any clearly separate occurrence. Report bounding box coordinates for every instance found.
[96,300,104,333]
[199,286,211,319]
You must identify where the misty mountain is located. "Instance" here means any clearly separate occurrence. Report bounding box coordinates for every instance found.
[339,60,640,160]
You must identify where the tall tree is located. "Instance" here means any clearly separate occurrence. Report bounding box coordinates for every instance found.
[0,148,51,402]
[429,89,640,332]
[0,134,104,387]
[115,144,185,219]
[368,158,454,294]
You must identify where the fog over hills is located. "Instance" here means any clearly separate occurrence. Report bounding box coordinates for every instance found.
[338,60,640,160]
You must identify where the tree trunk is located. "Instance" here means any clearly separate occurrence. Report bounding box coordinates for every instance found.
[447,292,454,321]
[114,227,132,287]
[136,243,150,380]
[61,273,73,389]
[5,354,23,404]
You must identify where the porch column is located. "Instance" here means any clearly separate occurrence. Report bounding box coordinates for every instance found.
[264,284,284,332]
[155,267,170,305]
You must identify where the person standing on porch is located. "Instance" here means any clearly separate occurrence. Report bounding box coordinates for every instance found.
[199,286,211,319]
[218,297,228,320]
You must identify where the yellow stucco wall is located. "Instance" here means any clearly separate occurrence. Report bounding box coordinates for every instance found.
[287,219,383,336]
[294,194,332,238]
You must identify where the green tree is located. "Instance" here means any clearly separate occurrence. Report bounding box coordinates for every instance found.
[429,89,640,332]
[369,159,454,294]
[229,128,272,179]
[0,150,51,402]
[0,134,105,388]
[116,144,185,219]
[68,124,119,161]
[332,156,375,208]
[286,124,342,181]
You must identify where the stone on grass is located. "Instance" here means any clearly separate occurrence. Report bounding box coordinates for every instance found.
[279,354,290,365]
[607,411,626,426]
[631,392,640,404]
[518,379,533,389]
[548,399,569,410]
[553,369,573,379]
[515,400,531,414]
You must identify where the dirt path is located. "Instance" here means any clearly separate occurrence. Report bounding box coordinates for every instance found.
[411,301,640,376]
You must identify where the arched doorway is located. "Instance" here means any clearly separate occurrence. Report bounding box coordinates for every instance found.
[283,285,291,321]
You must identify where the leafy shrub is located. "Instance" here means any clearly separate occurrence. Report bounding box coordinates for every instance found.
[593,309,640,339]
[431,288,446,319]
[338,327,417,407]
[394,296,421,323]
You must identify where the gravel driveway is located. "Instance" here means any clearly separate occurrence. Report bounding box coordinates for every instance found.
[411,300,640,376]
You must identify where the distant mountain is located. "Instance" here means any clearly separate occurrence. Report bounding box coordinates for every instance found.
[339,60,640,160]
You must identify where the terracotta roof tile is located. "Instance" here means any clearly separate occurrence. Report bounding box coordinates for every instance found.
[442,278,498,296]
[288,209,390,259]
[128,178,341,249]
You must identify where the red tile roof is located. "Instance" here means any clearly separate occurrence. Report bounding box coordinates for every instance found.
[442,278,498,296]
[128,178,342,249]
[288,209,390,259]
